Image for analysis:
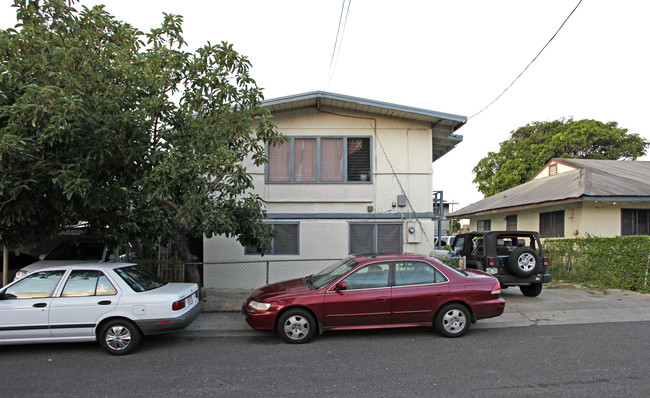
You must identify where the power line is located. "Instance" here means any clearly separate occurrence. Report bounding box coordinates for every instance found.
[468,0,583,121]
[326,0,352,89]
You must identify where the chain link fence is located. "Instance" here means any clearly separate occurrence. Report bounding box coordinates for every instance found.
[140,256,465,289]
[201,258,341,289]
[139,258,342,289]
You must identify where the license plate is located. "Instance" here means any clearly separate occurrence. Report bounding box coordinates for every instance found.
[486,267,498,275]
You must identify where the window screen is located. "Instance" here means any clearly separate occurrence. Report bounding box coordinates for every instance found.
[622,209,650,236]
[540,210,565,237]
[245,223,299,255]
[477,219,491,232]
[349,223,402,254]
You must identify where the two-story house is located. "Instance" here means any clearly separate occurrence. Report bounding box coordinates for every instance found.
[203,91,466,288]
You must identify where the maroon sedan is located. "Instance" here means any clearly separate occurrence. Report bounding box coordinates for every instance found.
[243,254,505,343]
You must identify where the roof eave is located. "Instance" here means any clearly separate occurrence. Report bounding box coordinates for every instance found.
[263,91,466,161]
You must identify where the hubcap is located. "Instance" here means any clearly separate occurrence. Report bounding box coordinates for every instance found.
[105,325,132,351]
[283,315,310,340]
[442,309,466,334]
[517,253,536,272]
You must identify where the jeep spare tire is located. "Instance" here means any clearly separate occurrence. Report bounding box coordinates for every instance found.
[508,247,540,277]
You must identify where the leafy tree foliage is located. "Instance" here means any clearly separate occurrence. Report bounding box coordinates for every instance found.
[447,219,461,235]
[0,0,285,279]
[472,119,648,197]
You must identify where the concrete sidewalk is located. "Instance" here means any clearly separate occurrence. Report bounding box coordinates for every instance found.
[183,285,650,338]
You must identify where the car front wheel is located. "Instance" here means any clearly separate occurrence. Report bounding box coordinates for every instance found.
[98,319,142,355]
[434,303,470,338]
[277,309,317,344]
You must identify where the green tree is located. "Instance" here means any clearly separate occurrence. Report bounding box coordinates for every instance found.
[472,118,648,197]
[0,0,285,281]
[448,219,461,235]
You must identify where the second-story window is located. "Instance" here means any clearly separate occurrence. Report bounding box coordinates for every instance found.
[267,137,371,183]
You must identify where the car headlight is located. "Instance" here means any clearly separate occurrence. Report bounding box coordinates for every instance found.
[248,300,271,312]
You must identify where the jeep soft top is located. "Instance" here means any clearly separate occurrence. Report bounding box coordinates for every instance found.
[452,231,552,297]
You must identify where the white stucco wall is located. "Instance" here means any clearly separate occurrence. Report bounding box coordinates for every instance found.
[466,201,650,239]
[203,106,443,288]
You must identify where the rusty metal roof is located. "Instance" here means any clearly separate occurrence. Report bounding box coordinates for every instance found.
[450,158,650,218]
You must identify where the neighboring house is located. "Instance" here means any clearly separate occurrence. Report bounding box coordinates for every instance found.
[449,158,650,238]
[203,91,466,288]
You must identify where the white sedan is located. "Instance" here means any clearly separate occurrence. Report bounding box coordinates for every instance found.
[0,262,203,355]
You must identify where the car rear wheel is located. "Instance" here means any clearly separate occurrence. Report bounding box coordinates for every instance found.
[508,247,541,277]
[98,319,142,355]
[520,283,543,297]
[434,303,470,338]
[277,309,316,344]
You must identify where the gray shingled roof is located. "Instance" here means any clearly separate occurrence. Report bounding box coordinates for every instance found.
[450,158,650,218]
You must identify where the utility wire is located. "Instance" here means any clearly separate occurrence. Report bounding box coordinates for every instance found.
[326,0,352,90]
[468,0,583,120]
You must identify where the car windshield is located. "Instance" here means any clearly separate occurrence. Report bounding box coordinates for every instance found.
[310,258,359,290]
[114,265,167,292]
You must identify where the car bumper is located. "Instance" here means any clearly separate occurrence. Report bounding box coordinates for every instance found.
[135,300,204,335]
[497,273,552,286]
[472,297,506,321]
[242,303,277,331]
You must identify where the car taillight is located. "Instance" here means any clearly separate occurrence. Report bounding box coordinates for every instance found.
[487,257,496,267]
[543,257,549,266]
[172,299,186,311]
[491,282,501,295]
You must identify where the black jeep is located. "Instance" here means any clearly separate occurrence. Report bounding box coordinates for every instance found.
[451,231,552,297]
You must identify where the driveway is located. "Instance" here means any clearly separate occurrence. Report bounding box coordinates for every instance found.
[478,284,650,329]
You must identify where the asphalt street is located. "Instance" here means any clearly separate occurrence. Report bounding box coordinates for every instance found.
[2,321,649,397]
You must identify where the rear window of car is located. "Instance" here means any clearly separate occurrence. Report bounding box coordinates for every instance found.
[431,258,468,277]
[114,265,167,292]
[45,240,105,261]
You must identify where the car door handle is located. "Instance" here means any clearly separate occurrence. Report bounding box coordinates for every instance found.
[97,300,112,305]
[33,303,47,308]
[376,297,388,301]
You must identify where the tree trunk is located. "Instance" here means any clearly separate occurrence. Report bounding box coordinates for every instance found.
[170,221,200,285]
[154,198,201,285]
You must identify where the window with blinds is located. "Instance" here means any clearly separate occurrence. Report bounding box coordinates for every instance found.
[621,209,650,236]
[267,137,371,183]
[539,211,564,237]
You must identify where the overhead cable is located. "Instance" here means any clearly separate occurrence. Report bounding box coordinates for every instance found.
[468,0,583,120]
[326,0,352,89]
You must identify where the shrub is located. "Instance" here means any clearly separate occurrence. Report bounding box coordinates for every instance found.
[544,235,650,293]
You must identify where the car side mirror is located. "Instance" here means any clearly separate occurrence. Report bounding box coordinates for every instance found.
[0,289,15,300]
[333,282,347,292]
[39,254,46,260]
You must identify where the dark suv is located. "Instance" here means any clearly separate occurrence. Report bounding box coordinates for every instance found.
[451,231,552,297]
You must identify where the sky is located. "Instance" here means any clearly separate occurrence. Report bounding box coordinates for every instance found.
[2,0,649,211]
